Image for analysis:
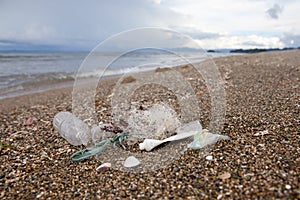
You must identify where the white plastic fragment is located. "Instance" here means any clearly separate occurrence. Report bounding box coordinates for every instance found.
[139,130,199,151]
[139,120,201,151]
[187,129,230,150]
[124,156,140,168]
[96,162,111,171]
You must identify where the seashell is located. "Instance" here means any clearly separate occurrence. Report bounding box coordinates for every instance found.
[96,162,111,171]
[124,156,140,168]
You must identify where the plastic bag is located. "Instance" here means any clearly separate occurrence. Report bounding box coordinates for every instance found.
[126,104,181,140]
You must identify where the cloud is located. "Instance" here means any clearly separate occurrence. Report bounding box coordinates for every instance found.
[195,34,285,49]
[0,0,299,50]
[280,33,300,47]
[0,0,187,50]
[170,26,222,40]
[96,28,200,51]
[266,4,283,19]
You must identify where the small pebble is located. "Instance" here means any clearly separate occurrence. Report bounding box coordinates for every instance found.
[36,192,44,198]
[218,172,231,180]
[41,152,48,158]
[285,185,291,190]
[206,155,213,161]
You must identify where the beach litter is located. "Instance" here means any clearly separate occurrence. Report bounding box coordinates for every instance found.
[187,129,230,150]
[70,131,128,162]
[53,104,230,166]
[53,112,91,146]
[139,120,201,151]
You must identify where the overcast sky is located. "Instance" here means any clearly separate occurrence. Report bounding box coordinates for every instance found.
[0,0,299,51]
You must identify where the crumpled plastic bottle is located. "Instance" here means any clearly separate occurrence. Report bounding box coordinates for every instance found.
[53,112,91,146]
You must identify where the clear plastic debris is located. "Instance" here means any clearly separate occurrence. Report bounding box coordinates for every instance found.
[126,104,181,140]
[91,124,115,143]
[53,112,91,146]
[187,129,229,150]
[176,120,202,135]
[53,108,230,166]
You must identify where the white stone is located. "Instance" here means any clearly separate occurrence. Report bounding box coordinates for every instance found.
[206,155,213,161]
[124,156,140,168]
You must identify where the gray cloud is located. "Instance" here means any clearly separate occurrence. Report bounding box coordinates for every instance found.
[280,33,300,47]
[0,0,297,50]
[266,4,283,19]
[0,0,187,50]
[241,41,265,47]
[181,30,221,40]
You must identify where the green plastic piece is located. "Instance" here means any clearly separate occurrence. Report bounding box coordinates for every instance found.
[71,132,129,162]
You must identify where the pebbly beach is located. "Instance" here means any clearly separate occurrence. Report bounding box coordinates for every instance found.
[0,50,299,199]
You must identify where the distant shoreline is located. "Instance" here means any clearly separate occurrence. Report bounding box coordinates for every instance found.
[1,46,299,54]
[229,47,300,53]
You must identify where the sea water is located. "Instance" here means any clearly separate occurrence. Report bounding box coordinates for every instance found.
[0,51,227,99]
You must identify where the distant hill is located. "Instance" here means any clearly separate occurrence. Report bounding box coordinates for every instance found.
[229,47,299,54]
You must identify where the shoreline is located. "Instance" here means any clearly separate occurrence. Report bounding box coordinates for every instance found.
[0,51,231,100]
[1,50,299,199]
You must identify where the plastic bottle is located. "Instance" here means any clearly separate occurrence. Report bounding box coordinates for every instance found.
[53,112,91,146]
